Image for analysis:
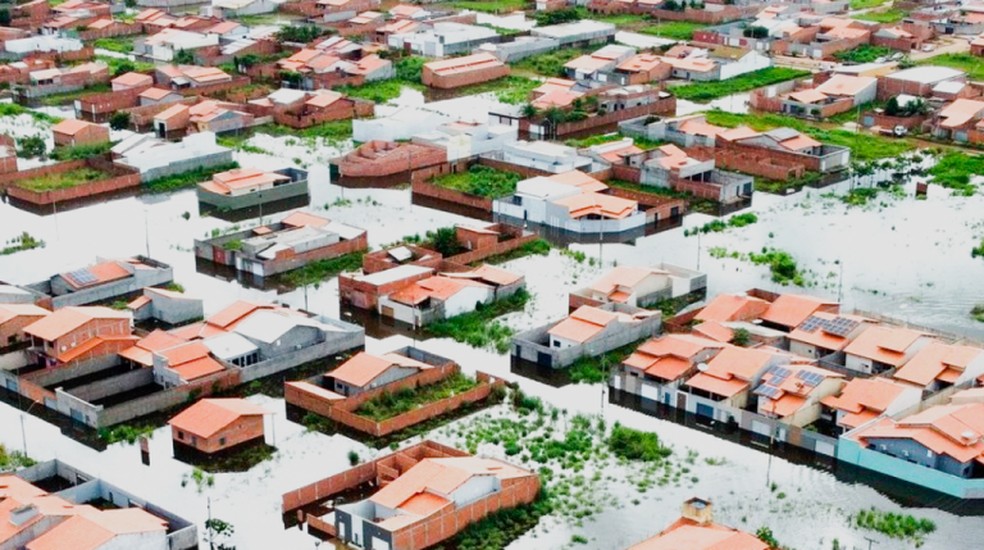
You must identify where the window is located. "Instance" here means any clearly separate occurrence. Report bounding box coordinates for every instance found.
[178,431,185,440]
[552,339,561,348]
[219,437,227,446]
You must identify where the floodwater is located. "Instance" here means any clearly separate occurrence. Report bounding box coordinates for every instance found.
[1,109,984,550]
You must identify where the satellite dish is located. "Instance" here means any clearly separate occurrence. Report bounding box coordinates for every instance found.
[697,363,709,372]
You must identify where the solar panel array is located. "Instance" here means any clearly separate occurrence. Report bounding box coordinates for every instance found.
[766,365,791,385]
[797,315,860,337]
[796,369,825,387]
[754,384,782,399]
[799,315,824,332]
[66,268,97,286]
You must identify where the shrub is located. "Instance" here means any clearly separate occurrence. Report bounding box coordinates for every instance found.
[17,135,46,159]
[607,423,672,462]
[347,450,360,465]
[109,111,131,131]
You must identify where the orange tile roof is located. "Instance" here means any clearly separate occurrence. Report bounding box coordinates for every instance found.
[549,305,619,343]
[441,264,522,287]
[821,377,912,428]
[52,118,100,136]
[171,356,225,381]
[788,311,870,352]
[788,88,828,104]
[329,351,433,388]
[695,294,770,323]
[630,517,768,550]
[58,335,137,363]
[168,321,226,341]
[168,398,268,438]
[112,71,152,87]
[425,53,506,76]
[120,329,187,366]
[815,74,876,97]
[281,211,330,228]
[547,170,609,193]
[685,372,749,398]
[207,301,265,329]
[844,326,930,367]
[857,402,984,464]
[0,303,49,325]
[893,342,984,387]
[757,364,843,418]
[617,53,665,73]
[692,321,733,343]
[552,191,636,219]
[204,168,290,195]
[61,261,130,289]
[760,294,838,329]
[389,275,489,306]
[26,508,167,550]
[22,307,129,342]
[938,98,984,129]
[625,334,724,381]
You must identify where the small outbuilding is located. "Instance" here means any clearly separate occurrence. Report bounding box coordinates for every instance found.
[169,398,269,455]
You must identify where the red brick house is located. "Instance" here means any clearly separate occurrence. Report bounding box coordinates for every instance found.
[421,53,509,89]
[0,303,50,349]
[169,398,269,455]
[51,119,109,147]
[21,306,136,368]
[0,134,17,174]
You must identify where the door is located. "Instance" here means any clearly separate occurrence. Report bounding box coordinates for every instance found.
[537,351,552,368]
[676,392,687,410]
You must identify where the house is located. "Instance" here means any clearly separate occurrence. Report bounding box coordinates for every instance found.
[892,342,984,393]
[931,98,984,143]
[615,53,672,85]
[155,64,233,89]
[820,377,922,434]
[411,120,518,161]
[531,20,616,47]
[331,140,447,180]
[877,66,965,100]
[493,170,649,237]
[628,143,754,204]
[126,287,204,326]
[872,26,924,51]
[759,293,840,332]
[421,53,509,89]
[681,346,789,421]
[852,390,984,479]
[152,99,255,138]
[251,89,374,129]
[695,293,771,324]
[339,264,437,311]
[326,349,439,396]
[139,87,184,106]
[752,363,845,427]
[377,266,524,327]
[775,74,877,119]
[512,304,661,368]
[333,455,539,550]
[570,265,707,310]
[22,256,174,309]
[51,119,109,148]
[193,210,368,278]
[196,167,309,211]
[788,312,875,359]
[629,497,769,550]
[498,140,597,174]
[475,36,559,63]
[389,22,501,57]
[22,306,135,367]
[563,44,635,82]
[169,398,269,455]
[0,303,50,349]
[111,71,153,92]
[114,131,233,182]
[613,334,726,406]
[659,45,772,82]
[841,326,935,374]
[136,28,219,62]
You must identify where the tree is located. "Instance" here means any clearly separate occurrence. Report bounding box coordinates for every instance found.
[730,327,751,347]
[884,96,901,116]
[234,53,260,72]
[0,8,10,27]
[109,111,131,131]
[743,25,769,39]
[279,71,303,88]
[111,60,135,77]
[275,25,324,44]
[173,49,195,65]
[662,0,682,11]
[521,103,538,118]
[17,135,45,159]
[534,8,580,26]
[755,526,780,549]
[426,227,460,257]
[204,518,235,550]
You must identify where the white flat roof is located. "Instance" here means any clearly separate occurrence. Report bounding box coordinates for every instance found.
[204,331,258,360]
[357,264,432,286]
[888,66,964,84]
[234,310,322,343]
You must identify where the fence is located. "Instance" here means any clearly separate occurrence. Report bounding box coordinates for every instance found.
[411,180,493,213]
[1,157,141,205]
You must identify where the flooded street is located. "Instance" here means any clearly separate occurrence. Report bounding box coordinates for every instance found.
[1,122,984,550]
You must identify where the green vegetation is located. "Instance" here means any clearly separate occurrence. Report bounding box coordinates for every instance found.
[261,119,353,144]
[96,55,155,76]
[684,212,757,236]
[0,102,60,123]
[39,83,112,107]
[703,109,914,161]
[569,340,645,384]
[1,232,45,256]
[834,44,893,64]
[608,423,672,462]
[222,239,243,251]
[854,7,906,23]
[355,372,479,421]
[756,171,824,194]
[144,162,240,193]
[347,450,360,465]
[971,304,984,322]
[17,167,105,192]
[109,111,131,131]
[278,251,365,287]
[755,526,783,549]
[449,0,527,12]
[50,141,113,161]
[849,0,888,8]
[730,327,751,346]
[16,135,46,159]
[512,48,590,78]
[573,7,648,25]
[973,239,984,260]
[641,21,708,41]
[854,508,936,544]
[93,37,133,53]
[337,56,425,103]
[533,7,580,26]
[565,132,664,149]
[275,24,325,44]
[927,151,983,196]
[0,444,35,471]
[98,423,155,445]
[428,289,530,353]
[472,76,540,105]
[181,467,215,493]
[400,226,466,257]
[748,247,804,286]
[450,494,553,550]
[482,238,552,265]
[918,53,984,81]
[432,165,520,198]
[842,187,880,207]
[670,67,809,102]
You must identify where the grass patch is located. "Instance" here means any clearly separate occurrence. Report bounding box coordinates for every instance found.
[572,7,648,25]
[93,37,134,53]
[338,79,423,103]
[607,423,672,462]
[834,44,893,64]
[683,212,757,236]
[144,162,240,193]
[449,0,527,12]
[431,164,520,198]
[450,494,553,550]
[98,423,155,445]
[0,102,60,124]
[482,238,552,265]
[927,151,982,196]
[260,120,353,143]
[702,109,914,161]
[1,232,45,256]
[18,167,106,191]
[565,132,664,150]
[50,141,113,161]
[355,372,479,421]
[918,53,984,81]
[607,178,717,214]
[511,48,591,78]
[277,251,365,287]
[842,187,880,206]
[96,55,155,75]
[569,340,644,384]
[640,21,707,41]
[427,288,530,353]
[748,247,804,286]
[849,0,888,8]
[756,171,824,194]
[853,508,936,545]
[469,76,540,104]
[0,444,35,471]
[670,67,809,102]
[854,7,906,23]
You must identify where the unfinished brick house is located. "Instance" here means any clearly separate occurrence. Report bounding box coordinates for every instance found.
[330,140,447,184]
[283,440,539,550]
[169,398,269,456]
[421,52,509,89]
[249,89,373,129]
[51,119,109,147]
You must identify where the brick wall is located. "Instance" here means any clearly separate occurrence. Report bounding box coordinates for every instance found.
[337,143,447,178]
[177,76,253,99]
[862,111,927,130]
[553,96,677,137]
[126,97,199,129]
[713,140,816,174]
[175,415,264,454]
[876,76,934,101]
[78,22,142,41]
[272,98,374,129]
[607,187,686,219]
[411,180,493,212]
[75,88,143,121]
[872,34,921,52]
[586,0,754,23]
[3,157,141,205]
[422,65,510,90]
[362,245,443,274]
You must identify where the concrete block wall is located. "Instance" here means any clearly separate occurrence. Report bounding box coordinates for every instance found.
[238,326,364,383]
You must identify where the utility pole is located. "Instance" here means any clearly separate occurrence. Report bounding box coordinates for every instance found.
[696,230,702,271]
[144,208,151,258]
[864,536,878,550]
[837,261,844,304]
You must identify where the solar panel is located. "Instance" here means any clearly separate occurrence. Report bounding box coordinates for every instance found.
[795,371,824,387]
[67,268,97,286]
[799,316,823,332]
[755,384,782,399]
[826,318,860,338]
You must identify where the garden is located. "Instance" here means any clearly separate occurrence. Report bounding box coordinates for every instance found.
[427,288,531,353]
[669,67,809,102]
[354,372,480,421]
[431,165,521,198]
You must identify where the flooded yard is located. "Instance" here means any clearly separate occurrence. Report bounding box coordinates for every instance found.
[0,116,983,549]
